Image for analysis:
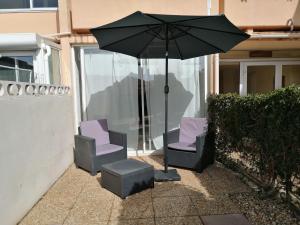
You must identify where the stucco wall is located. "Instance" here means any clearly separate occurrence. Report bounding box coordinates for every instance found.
[223,0,300,27]
[71,0,208,31]
[0,11,58,34]
[0,82,74,225]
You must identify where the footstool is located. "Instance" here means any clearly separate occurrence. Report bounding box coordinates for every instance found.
[101,159,154,199]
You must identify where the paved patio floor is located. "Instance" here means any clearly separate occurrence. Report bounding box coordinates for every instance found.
[19,156,299,225]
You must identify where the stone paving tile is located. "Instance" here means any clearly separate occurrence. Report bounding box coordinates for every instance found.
[19,165,87,225]
[201,214,251,225]
[191,195,240,216]
[141,155,164,170]
[108,218,155,225]
[156,216,204,225]
[19,198,69,225]
[152,182,204,198]
[110,189,154,220]
[63,183,114,225]
[41,174,87,210]
[18,156,267,225]
[153,196,198,217]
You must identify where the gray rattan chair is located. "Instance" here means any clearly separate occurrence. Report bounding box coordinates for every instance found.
[74,119,127,176]
[165,117,208,172]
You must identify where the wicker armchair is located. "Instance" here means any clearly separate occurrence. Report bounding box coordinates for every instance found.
[165,117,209,172]
[74,119,127,176]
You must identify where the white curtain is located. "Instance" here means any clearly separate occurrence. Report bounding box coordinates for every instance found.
[83,48,139,150]
[144,57,205,150]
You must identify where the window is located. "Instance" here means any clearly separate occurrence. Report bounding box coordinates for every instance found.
[0,55,34,83]
[282,65,300,87]
[0,0,30,9]
[33,0,58,8]
[0,0,57,10]
[247,65,275,94]
[219,64,240,94]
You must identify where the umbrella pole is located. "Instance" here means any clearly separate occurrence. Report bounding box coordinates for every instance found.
[164,25,169,173]
[154,24,180,182]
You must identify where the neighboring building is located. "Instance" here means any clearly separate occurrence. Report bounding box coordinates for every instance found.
[218,0,300,95]
[0,0,299,153]
[0,0,61,84]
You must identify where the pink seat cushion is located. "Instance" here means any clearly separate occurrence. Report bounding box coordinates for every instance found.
[179,117,207,145]
[96,144,123,156]
[168,142,196,151]
[80,119,110,146]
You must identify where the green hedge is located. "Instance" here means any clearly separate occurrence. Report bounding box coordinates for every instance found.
[208,86,300,201]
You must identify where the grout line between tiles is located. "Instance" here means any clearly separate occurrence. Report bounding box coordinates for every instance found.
[61,177,89,225]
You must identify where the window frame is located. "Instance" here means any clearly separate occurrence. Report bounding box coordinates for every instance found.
[0,0,58,13]
[220,58,300,95]
[0,51,35,83]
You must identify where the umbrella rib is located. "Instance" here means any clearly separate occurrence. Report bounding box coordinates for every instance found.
[174,26,225,53]
[100,26,159,49]
[145,26,164,39]
[174,39,184,60]
[137,29,161,58]
[145,13,218,24]
[92,23,161,30]
[144,13,166,23]
[170,15,217,24]
[177,24,249,37]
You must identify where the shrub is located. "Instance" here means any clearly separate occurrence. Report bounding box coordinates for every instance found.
[208,86,300,201]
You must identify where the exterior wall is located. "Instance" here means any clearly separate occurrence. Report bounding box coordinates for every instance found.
[221,49,300,59]
[0,11,59,34]
[0,81,73,225]
[222,0,300,28]
[71,0,208,31]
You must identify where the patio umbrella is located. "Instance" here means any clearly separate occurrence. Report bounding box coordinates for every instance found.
[90,11,250,181]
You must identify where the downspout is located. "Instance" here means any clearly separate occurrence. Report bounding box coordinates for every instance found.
[250,32,300,39]
[41,43,52,84]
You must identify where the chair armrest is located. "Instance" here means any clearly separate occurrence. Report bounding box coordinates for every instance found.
[109,130,127,147]
[196,132,206,155]
[74,135,96,155]
[164,128,180,145]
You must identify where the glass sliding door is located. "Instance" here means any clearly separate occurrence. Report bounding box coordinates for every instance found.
[78,46,205,152]
[82,48,140,151]
[282,65,300,87]
[219,63,240,94]
[143,57,204,150]
[220,60,300,96]
[247,65,275,94]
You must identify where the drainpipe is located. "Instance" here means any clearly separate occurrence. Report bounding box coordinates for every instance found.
[41,43,52,84]
[250,32,300,39]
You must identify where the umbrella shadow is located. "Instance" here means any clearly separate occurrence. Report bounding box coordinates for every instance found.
[144,73,194,149]
[86,72,193,150]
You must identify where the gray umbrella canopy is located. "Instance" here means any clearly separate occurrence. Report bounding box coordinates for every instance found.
[91,11,249,59]
[90,11,249,181]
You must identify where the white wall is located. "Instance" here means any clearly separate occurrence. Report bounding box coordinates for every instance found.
[0,81,74,225]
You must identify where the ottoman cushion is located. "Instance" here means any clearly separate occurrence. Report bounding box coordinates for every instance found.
[101,159,154,198]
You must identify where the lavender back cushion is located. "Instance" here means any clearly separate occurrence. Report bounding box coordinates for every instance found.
[179,117,207,144]
[80,119,110,146]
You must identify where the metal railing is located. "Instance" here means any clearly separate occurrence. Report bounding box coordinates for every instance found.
[0,65,33,83]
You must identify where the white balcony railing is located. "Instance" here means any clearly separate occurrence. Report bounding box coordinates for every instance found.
[0,80,70,97]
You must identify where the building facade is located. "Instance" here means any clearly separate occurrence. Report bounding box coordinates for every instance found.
[0,0,299,154]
